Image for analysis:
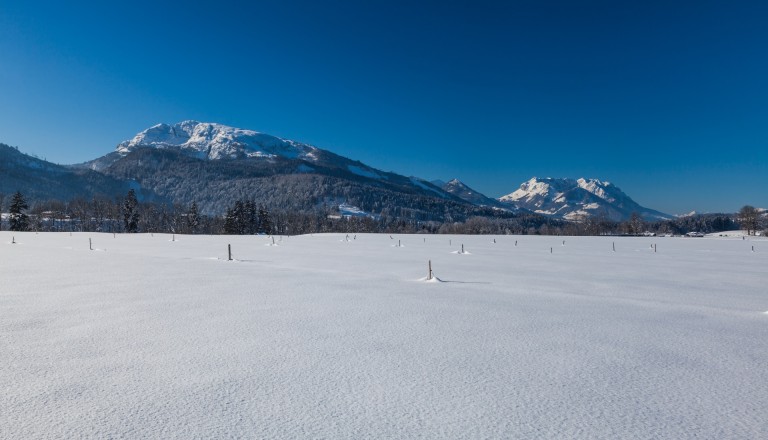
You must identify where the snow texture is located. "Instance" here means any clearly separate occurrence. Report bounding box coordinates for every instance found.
[1,232,767,439]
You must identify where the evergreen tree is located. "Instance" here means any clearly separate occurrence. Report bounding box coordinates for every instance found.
[187,202,200,234]
[224,200,246,234]
[258,207,272,234]
[123,189,140,233]
[9,191,29,232]
[223,207,237,234]
[243,200,257,235]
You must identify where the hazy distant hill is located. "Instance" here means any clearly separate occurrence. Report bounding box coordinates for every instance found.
[0,143,131,203]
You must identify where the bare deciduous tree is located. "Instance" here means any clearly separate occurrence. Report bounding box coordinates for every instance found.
[739,205,759,236]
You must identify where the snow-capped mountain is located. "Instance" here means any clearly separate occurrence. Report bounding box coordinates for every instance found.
[6,121,677,224]
[433,178,514,210]
[73,121,492,217]
[85,121,322,171]
[499,177,672,222]
[116,121,318,161]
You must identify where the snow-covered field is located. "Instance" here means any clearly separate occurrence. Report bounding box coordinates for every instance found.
[2,232,766,439]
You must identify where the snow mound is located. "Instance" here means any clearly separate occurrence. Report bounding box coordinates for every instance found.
[418,276,444,283]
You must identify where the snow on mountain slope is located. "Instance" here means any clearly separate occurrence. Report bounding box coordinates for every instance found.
[116,121,318,161]
[74,121,481,216]
[499,177,672,222]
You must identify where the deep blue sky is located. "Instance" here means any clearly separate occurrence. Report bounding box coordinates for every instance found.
[1,1,766,214]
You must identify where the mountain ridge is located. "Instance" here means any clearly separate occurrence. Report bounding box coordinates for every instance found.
[74,122,483,218]
[4,122,673,222]
[499,176,672,222]
[0,142,137,203]
[433,178,516,211]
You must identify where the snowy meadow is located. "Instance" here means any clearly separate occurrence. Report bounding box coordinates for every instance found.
[2,232,767,438]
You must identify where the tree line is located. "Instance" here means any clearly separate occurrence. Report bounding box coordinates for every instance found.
[1,190,764,236]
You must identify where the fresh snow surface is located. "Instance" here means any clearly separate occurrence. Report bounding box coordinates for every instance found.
[2,232,767,439]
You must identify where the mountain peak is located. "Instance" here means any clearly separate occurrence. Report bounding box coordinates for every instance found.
[116,121,318,161]
[437,178,515,210]
[499,176,671,221]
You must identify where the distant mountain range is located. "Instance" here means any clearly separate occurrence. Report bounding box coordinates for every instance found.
[2,121,672,222]
[0,143,130,202]
[498,177,673,222]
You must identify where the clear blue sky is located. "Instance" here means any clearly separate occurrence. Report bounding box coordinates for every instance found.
[1,0,766,214]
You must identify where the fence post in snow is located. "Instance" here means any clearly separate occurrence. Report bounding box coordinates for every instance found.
[461,244,465,254]
[428,260,433,280]
[613,242,616,252]
[551,247,553,254]
[89,238,93,251]
[228,244,232,261]
[12,236,15,244]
